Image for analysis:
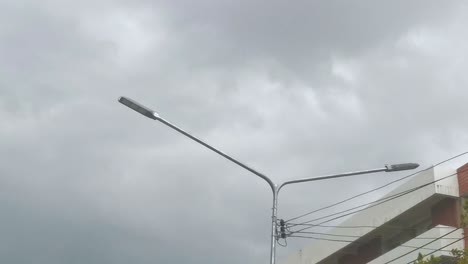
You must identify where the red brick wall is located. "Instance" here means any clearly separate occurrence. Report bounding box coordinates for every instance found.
[458,163,468,197]
[431,198,459,228]
[457,163,468,248]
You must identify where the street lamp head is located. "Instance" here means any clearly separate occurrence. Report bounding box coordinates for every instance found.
[385,163,419,172]
[118,96,160,120]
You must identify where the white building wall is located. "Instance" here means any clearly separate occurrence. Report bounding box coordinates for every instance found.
[281,167,459,264]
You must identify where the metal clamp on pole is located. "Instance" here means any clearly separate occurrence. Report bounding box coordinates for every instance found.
[279,220,286,239]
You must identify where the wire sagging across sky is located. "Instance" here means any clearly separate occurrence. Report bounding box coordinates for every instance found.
[285,152,468,223]
[286,166,468,235]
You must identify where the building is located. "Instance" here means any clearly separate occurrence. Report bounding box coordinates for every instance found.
[280,163,468,264]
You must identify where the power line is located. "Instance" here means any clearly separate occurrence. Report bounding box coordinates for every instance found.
[289,234,363,243]
[288,167,468,234]
[284,223,454,229]
[383,228,460,264]
[287,185,425,228]
[404,235,467,264]
[288,235,454,253]
[287,186,420,227]
[397,245,452,254]
[292,231,462,240]
[285,152,468,223]
[282,154,467,263]
[286,170,467,230]
[288,180,443,234]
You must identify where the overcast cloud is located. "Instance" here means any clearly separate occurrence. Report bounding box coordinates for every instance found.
[1,1,468,263]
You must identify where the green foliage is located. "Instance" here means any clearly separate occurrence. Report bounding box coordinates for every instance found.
[413,250,468,263]
[413,253,442,264]
[451,249,468,264]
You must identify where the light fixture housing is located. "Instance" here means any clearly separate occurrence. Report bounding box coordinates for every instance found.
[118,97,159,120]
[385,163,420,172]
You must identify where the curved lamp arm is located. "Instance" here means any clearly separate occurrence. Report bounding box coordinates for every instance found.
[278,163,419,192]
[118,96,277,192]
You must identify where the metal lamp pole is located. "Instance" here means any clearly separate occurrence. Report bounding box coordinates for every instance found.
[118,96,419,264]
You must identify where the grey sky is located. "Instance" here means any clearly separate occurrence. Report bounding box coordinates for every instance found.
[1,1,468,263]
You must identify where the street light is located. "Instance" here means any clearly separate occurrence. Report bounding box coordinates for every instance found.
[118,96,419,264]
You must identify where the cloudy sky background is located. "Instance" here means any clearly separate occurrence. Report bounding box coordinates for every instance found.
[1,0,468,263]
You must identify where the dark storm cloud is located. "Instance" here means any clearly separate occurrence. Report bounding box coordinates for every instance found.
[154,0,460,81]
[1,0,468,263]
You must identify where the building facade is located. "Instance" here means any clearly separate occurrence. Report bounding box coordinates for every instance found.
[281,163,468,264]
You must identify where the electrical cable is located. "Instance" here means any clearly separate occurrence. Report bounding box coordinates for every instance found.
[383,228,460,264]
[284,160,466,262]
[288,182,444,234]
[287,186,420,227]
[285,152,468,223]
[288,235,454,253]
[277,238,288,247]
[287,184,426,228]
[287,223,453,229]
[287,187,423,232]
[287,167,468,234]
[291,231,462,240]
[404,235,467,264]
